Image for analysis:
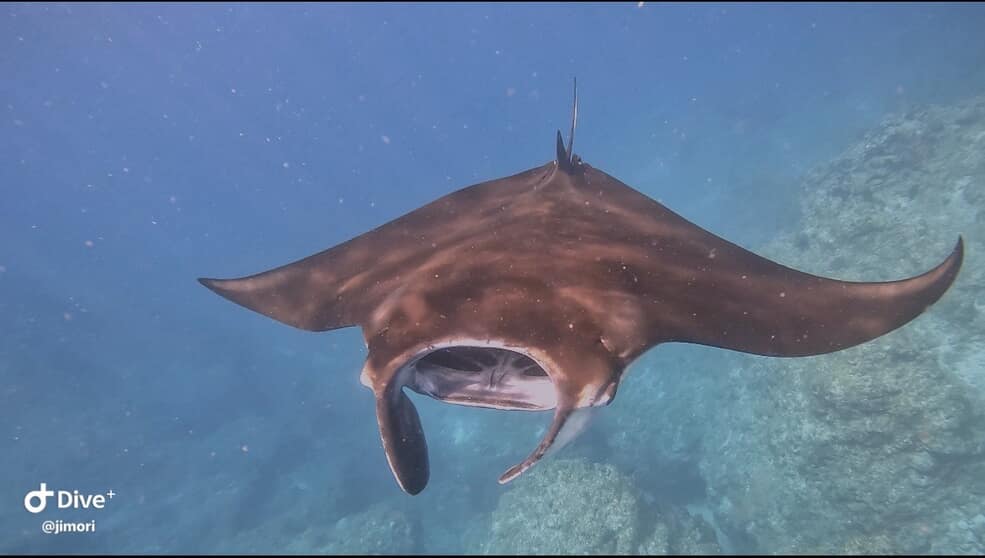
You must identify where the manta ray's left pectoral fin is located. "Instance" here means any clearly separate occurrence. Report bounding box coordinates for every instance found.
[497,404,598,485]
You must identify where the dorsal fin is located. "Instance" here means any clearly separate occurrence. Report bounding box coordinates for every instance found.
[556,129,569,170]
[555,77,579,173]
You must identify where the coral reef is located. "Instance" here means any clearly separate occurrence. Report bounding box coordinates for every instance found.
[638,503,722,555]
[478,457,719,555]
[224,501,416,555]
[700,95,985,554]
[480,458,641,555]
[309,502,416,555]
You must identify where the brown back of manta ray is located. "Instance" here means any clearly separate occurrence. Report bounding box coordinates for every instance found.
[198,87,964,495]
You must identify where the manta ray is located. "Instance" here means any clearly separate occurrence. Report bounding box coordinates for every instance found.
[199,83,963,495]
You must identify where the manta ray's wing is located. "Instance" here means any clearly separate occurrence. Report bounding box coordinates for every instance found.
[198,164,554,332]
[582,166,964,358]
[198,239,369,332]
[656,235,964,357]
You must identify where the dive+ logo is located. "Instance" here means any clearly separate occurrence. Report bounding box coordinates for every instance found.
[24,483,115,514]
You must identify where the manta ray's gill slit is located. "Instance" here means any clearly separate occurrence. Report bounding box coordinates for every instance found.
[410,345,557,411]
[418,346,486,372]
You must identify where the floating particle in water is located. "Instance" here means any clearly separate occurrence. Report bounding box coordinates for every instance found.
[381,135,391,144]
[84,240,94,248]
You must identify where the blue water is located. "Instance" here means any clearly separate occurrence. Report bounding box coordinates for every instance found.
[3,3,984,554]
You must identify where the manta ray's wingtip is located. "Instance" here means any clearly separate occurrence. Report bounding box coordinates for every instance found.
[197,277,227,295]
[940,234,964,286]
[947,234,964,282]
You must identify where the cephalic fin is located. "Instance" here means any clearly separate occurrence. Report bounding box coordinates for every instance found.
[497,406,596,484]
[376,383,430,495]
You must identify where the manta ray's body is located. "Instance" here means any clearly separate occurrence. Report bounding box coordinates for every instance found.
[200,87,963,495]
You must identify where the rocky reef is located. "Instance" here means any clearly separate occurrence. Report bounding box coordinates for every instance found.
[479,458,640,555]
[310,502,416,554]
[217,500,416,555]
[698,95,985,553]
[477,458,719,555]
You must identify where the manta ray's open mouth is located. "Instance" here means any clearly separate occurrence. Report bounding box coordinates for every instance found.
[404,345,558,411]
